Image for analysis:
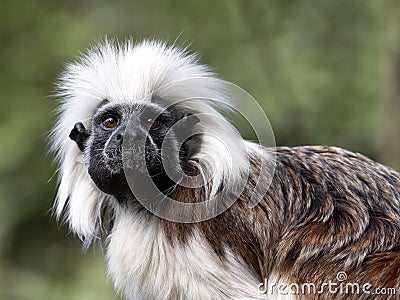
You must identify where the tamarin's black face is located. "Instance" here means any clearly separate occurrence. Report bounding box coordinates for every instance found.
[69,100,200,199]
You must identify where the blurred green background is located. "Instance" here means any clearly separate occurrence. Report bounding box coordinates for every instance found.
[0,0,399,299]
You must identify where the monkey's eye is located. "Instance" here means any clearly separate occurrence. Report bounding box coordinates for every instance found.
[102,116,119,129]
[147,118,160,130]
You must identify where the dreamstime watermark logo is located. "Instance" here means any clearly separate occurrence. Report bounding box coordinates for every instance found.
[122,78,276,223]
[257,272,398,296]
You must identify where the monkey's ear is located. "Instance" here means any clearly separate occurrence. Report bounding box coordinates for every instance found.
[69,122,90,152]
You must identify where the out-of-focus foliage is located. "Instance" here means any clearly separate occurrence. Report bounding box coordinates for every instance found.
[0,0,398,299]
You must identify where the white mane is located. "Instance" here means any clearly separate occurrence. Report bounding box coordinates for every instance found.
[51,39,249,242]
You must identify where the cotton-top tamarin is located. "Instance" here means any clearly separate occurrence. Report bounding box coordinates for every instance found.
[51,39,400,300]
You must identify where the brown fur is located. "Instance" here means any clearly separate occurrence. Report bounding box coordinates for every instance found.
[162,146,400,299]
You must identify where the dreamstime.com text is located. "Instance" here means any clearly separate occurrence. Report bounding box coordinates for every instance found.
[257,272,398,296]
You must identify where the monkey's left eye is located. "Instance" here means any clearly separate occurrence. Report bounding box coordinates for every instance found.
[102,116,119,129]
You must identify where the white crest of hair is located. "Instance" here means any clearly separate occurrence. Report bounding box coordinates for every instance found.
[107,206,283,300]
[51,38,251,240]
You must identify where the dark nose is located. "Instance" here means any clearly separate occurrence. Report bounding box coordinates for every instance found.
[108,128,125,150]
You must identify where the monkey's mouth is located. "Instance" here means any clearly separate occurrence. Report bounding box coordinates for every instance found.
[104,148,124,174]
[104,144,159,176]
